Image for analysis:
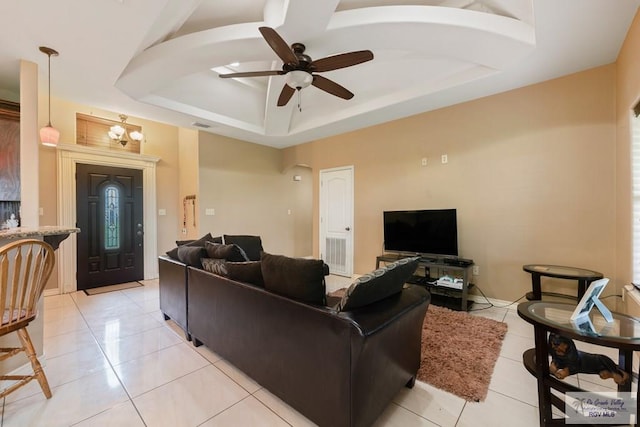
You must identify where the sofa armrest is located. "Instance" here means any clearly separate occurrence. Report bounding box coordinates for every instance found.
[338,285,430,337]
[158,255,189,338]
[340,285,430,427]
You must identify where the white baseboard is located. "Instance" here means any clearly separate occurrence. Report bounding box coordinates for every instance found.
[44,288,60,297]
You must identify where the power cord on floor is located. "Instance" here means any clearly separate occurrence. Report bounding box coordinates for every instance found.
[467,285,622,312]
[467,283,527,311]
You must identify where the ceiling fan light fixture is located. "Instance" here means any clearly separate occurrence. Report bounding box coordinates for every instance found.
[285,70,313,90]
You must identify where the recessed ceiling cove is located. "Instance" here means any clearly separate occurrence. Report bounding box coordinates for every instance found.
[116,0,535,147]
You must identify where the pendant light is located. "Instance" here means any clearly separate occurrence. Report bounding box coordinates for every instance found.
[39,46,60,147]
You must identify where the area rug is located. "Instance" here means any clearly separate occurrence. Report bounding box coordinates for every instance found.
[417,305,508,402]
[84,281,143,295]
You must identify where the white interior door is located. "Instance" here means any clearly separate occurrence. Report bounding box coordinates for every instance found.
[319,166,354,277]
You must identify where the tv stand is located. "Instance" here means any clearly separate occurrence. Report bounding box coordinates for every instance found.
[376,253,474,311]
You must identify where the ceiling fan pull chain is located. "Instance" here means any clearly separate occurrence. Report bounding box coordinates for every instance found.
[297,89,302,112]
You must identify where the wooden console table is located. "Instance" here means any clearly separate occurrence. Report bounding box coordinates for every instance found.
[517,301,640,426]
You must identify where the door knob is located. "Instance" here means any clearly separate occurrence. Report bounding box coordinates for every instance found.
[345,227,351,231]
[136,231,143,236]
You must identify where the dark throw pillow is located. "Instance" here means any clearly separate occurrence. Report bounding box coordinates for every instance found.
[336,256,420,312]
[176,233,222,247]
[223,235,264,261]
[201,258,228,275]
[204,241,249,262]
[166,246,180,260]
[226,261,264,287]
[176,246,207,268]
[261,252,326,305]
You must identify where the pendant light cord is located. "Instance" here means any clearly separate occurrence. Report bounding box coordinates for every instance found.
[47,52,51,126]
[39,46,59,127]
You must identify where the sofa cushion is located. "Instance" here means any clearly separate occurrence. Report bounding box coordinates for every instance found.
[175,233,221,247]
[201,258,228,275]
[226,261,264,287]
[166,246,180,260]
[175,246,207,268]
[167,233,222,260]
[223,235,263,261]
[336,256,420,312]
[205,241,249,262]
[261,252,326,305]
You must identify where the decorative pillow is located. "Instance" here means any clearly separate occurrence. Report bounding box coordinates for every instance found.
[167,234,222,261]
[201,258,228,275]
[336,256,420,312]
[261,252,326,305]
[176,246,207,268]
[166,246,180,260]
[223,235,263,261]
[226,261,264,287]
[204,241,249,262]
[176,233,222,247]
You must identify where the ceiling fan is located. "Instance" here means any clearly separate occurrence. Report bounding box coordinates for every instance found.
[218,27,374,107]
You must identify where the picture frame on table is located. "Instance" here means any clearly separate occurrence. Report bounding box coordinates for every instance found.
[570,278,613,324]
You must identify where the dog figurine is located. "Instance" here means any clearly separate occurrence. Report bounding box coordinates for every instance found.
[548,333,629,385]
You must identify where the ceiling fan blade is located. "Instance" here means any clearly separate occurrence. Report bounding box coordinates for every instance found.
[277,84,296,106]
[219,70,284,78]
[312,75,354,100]
[311,50,374,72]
[259,27,298,66]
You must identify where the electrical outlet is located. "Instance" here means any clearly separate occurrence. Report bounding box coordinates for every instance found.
[421,157,427,166]
[472,265,480,275]
[441,154,448,164]
[205,208,215,216]
[181,228,187,235]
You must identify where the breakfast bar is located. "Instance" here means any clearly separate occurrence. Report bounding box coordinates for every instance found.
[0,226,79,374]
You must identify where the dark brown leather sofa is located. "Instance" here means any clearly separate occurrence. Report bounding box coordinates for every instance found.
[186,265,430,427]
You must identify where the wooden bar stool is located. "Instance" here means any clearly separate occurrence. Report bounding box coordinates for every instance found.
[0,239,55,399]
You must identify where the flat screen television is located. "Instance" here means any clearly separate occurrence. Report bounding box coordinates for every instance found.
[383,209,458,256]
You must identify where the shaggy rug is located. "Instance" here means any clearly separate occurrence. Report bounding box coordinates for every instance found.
[417,305,508,402]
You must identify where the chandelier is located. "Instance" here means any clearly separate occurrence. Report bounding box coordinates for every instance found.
[108,114,143,147]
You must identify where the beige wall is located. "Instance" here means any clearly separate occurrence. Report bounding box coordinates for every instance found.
[284,65,617,302]
[178,128,200,240]
[198,133,313,257]
[616,9,640,301]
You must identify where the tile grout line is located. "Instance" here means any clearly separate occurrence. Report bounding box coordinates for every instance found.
[64,291,149,427]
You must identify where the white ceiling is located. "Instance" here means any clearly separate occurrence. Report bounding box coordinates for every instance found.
[0,0,638,148]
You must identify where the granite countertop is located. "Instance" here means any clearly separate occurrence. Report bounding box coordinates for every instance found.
[0,226,80,239]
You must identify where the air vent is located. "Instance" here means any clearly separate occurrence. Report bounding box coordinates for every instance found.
[191,122,211,129]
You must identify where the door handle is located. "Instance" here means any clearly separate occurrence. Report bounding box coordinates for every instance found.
[345,227,351,231]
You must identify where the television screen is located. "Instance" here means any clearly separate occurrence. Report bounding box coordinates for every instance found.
[383,209,458,256]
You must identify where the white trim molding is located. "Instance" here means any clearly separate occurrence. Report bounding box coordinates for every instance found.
[56,143,160,294]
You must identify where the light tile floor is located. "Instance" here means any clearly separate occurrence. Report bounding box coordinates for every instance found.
[0,277,634,426]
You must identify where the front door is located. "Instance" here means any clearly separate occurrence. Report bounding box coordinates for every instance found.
[76,164,144,290]
[319,166,354,277]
